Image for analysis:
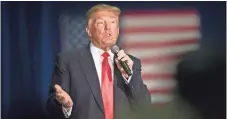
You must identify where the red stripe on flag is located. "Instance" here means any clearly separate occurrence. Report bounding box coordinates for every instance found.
[149,88,174,93]
[122,9,197,16]
[140,53,184,64]
[123,38,198,49]
[122,26,199,33]
[142,73,174,80]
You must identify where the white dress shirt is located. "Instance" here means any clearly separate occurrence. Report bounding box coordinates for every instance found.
[62,43,133,118]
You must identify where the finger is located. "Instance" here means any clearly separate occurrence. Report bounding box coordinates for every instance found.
[119,67,124,72]
[124,74,129,79]
[57,93,63,99]
[115,59,124,70]
[121,54,132,62]
[55,84,62,91]
[64,99,73,108]
[118,64,125,72]
[115,59,120,67]
[115,58,119,63]
[117,50,126,60]
[120,55,132,64]
[127,60,133,66]
[121,57,129,62]
[56,91,61,97]
[56,94,64,102]
[62,95,73,106]
[55,84,63,93]
[117,50,124,56]
[122,70,129,79]
[59,93,67,102]
[56,93,66,103]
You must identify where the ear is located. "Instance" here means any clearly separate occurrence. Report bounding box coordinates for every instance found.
[86,27,92,37]
[117,19,120,35]
[117,27,119,35]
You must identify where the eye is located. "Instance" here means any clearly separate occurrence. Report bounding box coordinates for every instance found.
[97,21,104,25]
[111,21,116,23]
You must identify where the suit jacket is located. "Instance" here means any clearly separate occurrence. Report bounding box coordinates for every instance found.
[46,43,151,119]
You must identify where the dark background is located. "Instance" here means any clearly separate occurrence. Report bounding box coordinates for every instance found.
[2,1,226,119]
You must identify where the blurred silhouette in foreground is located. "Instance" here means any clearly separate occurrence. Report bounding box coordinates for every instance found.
[176,43,225,119]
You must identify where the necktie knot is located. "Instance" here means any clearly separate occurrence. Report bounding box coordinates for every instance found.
[102,52,110,59]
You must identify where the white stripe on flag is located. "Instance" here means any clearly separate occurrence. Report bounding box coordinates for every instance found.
[126,44,199,59]
[121,14,199,28]
[144,79,177,89]
[122,31,200,44]
[142,60,179,74]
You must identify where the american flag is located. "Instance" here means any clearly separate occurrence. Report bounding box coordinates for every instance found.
[120,9,200,105]
[59,14,89,51]
[59,9,200,105]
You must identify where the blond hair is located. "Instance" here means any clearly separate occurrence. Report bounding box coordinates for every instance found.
[86,4,121,27]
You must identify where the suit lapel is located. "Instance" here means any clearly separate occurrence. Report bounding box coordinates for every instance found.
[113,57,123,86]
[78,44,104,112]
[114,58,132,119]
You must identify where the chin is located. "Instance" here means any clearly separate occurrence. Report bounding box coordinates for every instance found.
[103,41,113,45]
[101,43,113,50]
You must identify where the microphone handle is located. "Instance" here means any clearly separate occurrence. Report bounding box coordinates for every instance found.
[119,60,132,76]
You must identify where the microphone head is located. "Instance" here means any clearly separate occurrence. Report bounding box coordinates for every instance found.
[111,45,120,54]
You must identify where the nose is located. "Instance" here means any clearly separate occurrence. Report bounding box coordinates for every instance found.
[104,22,111,30]
[104,23,111,36]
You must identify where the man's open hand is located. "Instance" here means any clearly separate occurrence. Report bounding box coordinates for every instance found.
[55,84,73,110]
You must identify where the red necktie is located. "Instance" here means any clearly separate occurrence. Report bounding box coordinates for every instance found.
[101,52,113,119]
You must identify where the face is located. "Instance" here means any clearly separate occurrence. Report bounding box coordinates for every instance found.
[86,10,119,51]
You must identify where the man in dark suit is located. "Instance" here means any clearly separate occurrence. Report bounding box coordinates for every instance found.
[46,4,151,119]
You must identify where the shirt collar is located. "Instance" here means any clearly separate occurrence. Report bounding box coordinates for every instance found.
[90,42,114,60]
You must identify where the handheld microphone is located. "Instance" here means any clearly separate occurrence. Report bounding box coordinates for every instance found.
[111,45,132,77]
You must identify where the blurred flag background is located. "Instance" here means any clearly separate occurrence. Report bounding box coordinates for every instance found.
[121,9,200,104]
[60,9,200,105]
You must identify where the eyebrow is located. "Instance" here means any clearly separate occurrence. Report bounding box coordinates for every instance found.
[95,17,116,20]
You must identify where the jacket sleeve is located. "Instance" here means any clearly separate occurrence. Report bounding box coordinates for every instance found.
[124,56,151,112]
[46,54,71,119]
